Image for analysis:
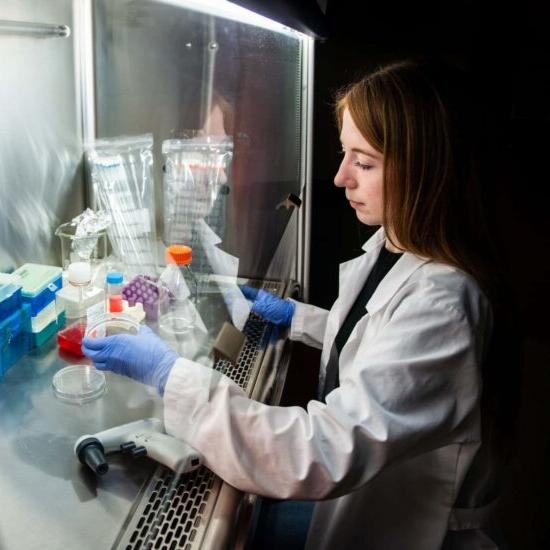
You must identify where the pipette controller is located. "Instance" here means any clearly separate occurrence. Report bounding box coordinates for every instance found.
[74,417,202,476]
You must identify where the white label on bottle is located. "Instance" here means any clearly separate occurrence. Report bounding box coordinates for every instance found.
[87,301,106,337]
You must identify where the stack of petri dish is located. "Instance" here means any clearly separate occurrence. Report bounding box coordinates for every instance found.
[52,314,140,405]
[85,313,140,338]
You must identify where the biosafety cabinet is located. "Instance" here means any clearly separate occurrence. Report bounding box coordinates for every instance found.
[0,1,314,548]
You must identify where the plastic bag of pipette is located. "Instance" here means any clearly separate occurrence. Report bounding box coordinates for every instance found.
[86,134,157,277]
[162,135,233,283]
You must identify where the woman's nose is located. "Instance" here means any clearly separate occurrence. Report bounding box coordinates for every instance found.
[334,160,356,188]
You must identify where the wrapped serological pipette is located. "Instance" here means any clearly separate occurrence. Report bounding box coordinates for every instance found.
[86,134,158,279]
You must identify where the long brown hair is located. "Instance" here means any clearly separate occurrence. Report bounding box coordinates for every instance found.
[335,60,496,296]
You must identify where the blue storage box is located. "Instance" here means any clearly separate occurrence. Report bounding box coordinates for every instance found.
[0,306,31,378]
[10,264,63,316]
[0,283,22,323]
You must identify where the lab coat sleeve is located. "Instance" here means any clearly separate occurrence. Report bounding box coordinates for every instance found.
[288,299,329,349]
[163,288,484,500]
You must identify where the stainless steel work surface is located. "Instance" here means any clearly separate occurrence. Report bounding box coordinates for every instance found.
[0,280,287,550]
[0,340,163,549]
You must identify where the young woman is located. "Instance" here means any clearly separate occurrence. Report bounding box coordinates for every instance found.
[83,60,503,549]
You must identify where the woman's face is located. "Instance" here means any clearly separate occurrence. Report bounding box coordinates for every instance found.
[334,108,384,226]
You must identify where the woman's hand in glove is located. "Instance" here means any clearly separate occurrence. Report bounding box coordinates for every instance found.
[240,286,295,327]
[81,325,179,395]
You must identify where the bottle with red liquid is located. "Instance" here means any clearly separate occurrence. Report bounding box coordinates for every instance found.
[106,272,124,313]
[56,262,105,356]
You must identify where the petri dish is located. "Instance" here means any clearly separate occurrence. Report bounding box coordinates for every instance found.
[85,313,140,338]
[52,364,106,405]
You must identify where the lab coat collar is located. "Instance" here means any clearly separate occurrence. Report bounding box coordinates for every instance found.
[362,227,430,314]
[337,229,384,322]
[361,226,386,254]
[366,251,429,313]
[338,227,430,315]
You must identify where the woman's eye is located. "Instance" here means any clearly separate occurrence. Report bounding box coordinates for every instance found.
[353,161,372,171]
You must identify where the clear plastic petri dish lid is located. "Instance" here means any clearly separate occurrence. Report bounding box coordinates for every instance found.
[85,313,140,339]
[158,310,196,336]
[52,364,106,405]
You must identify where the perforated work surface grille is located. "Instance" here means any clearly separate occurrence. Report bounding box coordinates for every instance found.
[115,281,283,550]
[122,468,217,550]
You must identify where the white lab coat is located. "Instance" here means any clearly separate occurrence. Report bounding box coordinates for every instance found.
[163,227,496,549]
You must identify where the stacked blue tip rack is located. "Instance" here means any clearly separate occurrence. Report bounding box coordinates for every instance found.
[0,282,30,378]
[0,264,65,379]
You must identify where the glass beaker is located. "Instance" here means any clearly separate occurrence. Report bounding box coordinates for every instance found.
[55,222,109,270]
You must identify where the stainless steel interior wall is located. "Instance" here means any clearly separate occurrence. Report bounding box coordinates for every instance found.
[93,0,305,281]
[0,0,85,271]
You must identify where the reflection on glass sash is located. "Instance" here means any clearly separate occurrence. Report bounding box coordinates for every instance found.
[162,133,233,292]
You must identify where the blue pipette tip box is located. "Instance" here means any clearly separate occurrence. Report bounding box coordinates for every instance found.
[10,264,63,316]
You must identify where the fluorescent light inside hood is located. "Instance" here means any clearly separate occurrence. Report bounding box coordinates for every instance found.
[157,0,309,38]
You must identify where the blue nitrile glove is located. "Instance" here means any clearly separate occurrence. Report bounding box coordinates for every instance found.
[82,325,179,395]
[240,285,295,327]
